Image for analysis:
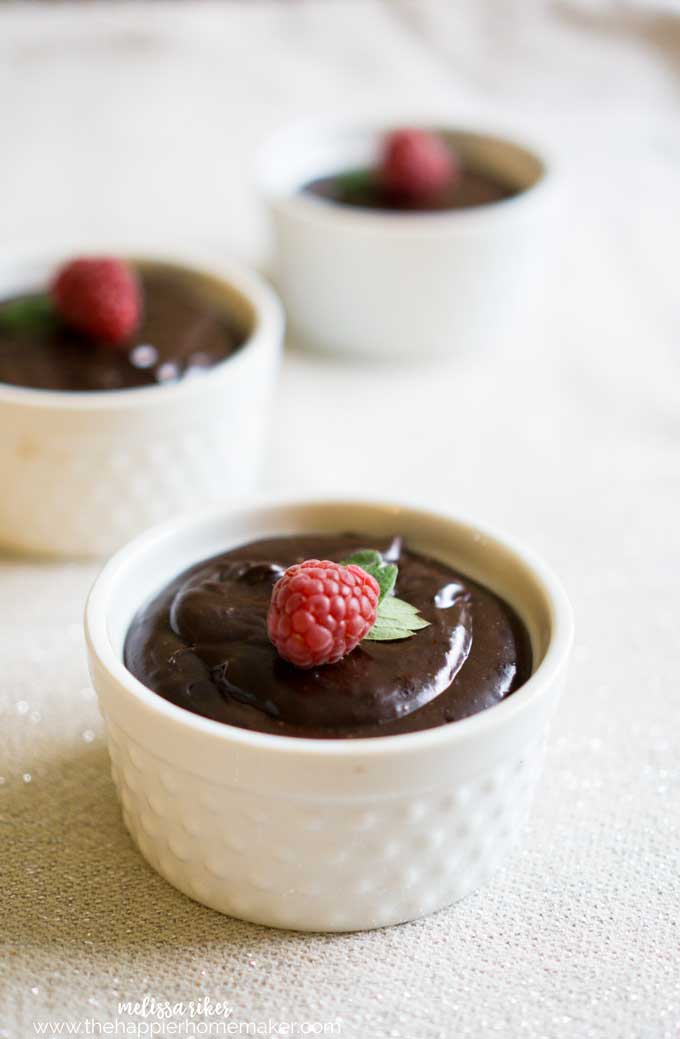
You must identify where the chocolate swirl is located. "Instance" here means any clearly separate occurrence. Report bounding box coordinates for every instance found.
[124,534,532,739]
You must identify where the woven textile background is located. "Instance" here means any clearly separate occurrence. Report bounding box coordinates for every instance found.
[1,2,679,1037]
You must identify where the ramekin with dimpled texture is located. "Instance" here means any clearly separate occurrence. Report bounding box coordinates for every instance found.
[0,252,283,558]
[85,500,573,933]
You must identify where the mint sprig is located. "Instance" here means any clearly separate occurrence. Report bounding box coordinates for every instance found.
[343,548,429,642]
[363,596,430,641]
[334,168,379,203]
[0,294,56,332]
[342,548,396,601]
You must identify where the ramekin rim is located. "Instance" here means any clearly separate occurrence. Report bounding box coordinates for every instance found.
[84,497,574,759]
[0,252,284,411]
[257,117,555,234]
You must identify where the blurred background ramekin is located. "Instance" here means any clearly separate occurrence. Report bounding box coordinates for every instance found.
[260,121,552,361]
[0,252,283,558]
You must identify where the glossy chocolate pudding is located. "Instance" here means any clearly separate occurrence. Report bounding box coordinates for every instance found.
[0,263,246,392]
[303,168,516,212]
[125,534,532,739]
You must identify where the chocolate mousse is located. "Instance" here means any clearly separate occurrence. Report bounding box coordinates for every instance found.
[303,127,517,213]
[0,261,246,392]
[304,168,514,212]
[124,534,532,739]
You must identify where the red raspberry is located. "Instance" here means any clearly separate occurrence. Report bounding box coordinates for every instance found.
[380,128,458,201]
[267,559,380,668]
[51,257,141,346]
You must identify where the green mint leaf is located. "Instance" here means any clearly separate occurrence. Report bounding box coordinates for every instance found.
[334,168,378,202]
[343,547,429,641]
[0,294,56,332]
[343,549,396,605]
[363,595,430,641]
[373,562,397,602]
[343,549,382,570]
[378,597,424,621]
[363,619,409,641]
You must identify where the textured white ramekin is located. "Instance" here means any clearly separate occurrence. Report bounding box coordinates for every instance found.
[260,121,552,360]
[86,500,573,932]
[0,253,283,557]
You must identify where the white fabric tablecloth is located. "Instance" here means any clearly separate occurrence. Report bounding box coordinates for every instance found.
[1,2,679,1037]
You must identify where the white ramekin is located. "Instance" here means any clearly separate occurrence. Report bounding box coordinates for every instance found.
[0,253,283,558]
[260,121,552,360]
[85,499,573,932]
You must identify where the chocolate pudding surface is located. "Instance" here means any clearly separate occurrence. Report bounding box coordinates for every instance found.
[303,168,516,212]
[124,534,532,740]
[0,263,246,392]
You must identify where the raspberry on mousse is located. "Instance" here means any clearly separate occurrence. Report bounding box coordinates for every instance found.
[267,559,380,669]
[51,257,141,346]
[380,128,459,202]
